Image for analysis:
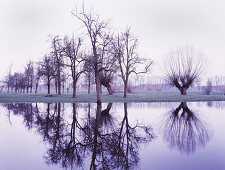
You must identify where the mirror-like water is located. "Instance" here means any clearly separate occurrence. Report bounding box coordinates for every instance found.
[0,102,225,170]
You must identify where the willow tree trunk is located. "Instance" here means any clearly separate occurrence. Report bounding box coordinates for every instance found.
[180,88,187,95]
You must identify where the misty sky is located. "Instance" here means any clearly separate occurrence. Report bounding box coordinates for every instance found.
[0,0,225,80]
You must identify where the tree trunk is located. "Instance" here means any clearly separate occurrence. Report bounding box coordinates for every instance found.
[124,82,128,98]
[100,84,102,94]
[180,87,187,95]
[88,73,91,94]
[55,79,58,94]
[88,78,91,94]
[107,86,113,95]
[47,83,50,94]
[72,81,77,98]
[30,85,32,93]
[35,83,38,93]
[57,70,61,95]
[95,70,101,104]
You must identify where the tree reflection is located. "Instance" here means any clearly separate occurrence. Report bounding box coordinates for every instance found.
[110,103,155,169]
[3,103,38,129]
[86,103,154,170]
[162,102,210,154]
[2,102,155,169]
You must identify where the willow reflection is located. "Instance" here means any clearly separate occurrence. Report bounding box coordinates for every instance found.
[162,102,210,154]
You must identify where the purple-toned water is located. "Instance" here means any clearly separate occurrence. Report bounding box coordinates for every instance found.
[0,102,225,170]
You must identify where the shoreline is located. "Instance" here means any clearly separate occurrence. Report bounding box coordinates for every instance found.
[0,91,225,103]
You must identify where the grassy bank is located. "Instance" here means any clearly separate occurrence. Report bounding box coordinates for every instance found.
[0,91,225,103]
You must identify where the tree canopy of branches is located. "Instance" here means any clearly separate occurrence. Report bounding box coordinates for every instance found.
[73,7,113,103]
[164,46,206,95]
[2,6,156,102]
[24,61,34,93]
[51,36,64,95]
[63,36,85,98]
[113,28,153,98]
[39,55,56,94]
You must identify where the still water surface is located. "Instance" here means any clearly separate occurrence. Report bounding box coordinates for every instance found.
[0,102,225,170]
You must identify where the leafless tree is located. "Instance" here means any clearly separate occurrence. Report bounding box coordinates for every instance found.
[164,46,206,95]
[203,79,212,95]
[51,36,64,95]
[24,61,34,93]
[63,36,85,98]
[73,8,112,103]
[39,55,55,94]
[34,62,42,93]
[113,28,153,98]
[4,64,13,92]
[99,71,114,95]
[84,61,95,94]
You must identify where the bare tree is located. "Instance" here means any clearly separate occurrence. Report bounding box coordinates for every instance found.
[73,8,111,103]
[63,36,85,98]
[34,62,42,93]
[99,70,114,95]
[51,36,64,95]
[24,61,34,93]
[164,46,206,95]
[113,28,153,98]
[40,55,55,94]
[4,65,13,92]
[203,79,212,95]
[84,61,95,94]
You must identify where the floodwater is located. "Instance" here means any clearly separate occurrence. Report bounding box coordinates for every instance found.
[0,101,225,170]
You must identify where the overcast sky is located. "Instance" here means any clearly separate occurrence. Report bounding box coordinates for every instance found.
[0,0,225,80]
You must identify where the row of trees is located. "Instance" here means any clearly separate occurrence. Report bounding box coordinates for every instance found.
[3,8,153,103]
[5,7,222,102]
[4,62,40,93]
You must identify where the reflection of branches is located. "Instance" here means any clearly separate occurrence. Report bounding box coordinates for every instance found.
[36,103,54,140]
[54,103,85,168]
[163,102,210,154]
[2,103,38,129]
[110,103,154,169]
[88,103,155,170]
[99,103,115,130]
[2,102,155,170]
[43,103,85,168]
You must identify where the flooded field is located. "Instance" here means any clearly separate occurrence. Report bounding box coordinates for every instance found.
[0,101,225,170]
